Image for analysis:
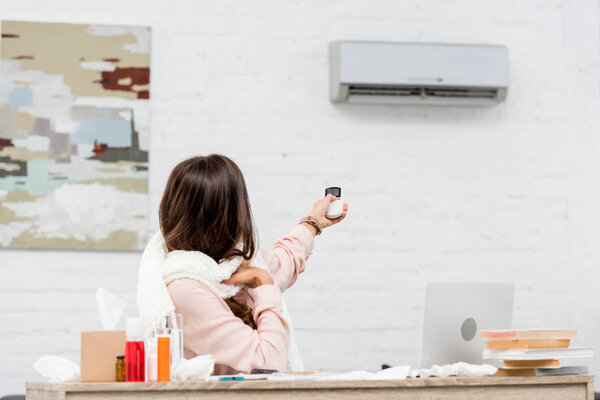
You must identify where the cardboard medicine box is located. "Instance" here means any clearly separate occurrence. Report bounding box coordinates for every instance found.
[80,330,126,382]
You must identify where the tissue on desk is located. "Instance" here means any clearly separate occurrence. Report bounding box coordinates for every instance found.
[34,356,80,382]
[172,355,215,381]
[411,362,498,378]
[321,363,497,381]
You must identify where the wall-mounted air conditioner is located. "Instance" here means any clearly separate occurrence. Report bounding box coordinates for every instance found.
[329,41,509,106]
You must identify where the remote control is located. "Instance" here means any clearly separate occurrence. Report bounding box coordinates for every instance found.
[325,187,343,219]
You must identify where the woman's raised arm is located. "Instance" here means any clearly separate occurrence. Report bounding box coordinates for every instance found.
[264,195,348,291]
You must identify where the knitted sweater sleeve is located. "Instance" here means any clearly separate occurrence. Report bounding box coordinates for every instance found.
[261,224,315,292]
[167,278,290,373]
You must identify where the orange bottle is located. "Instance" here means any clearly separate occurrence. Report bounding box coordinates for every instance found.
[157,334,170,382]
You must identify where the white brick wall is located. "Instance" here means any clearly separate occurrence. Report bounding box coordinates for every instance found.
[1,0,600,394]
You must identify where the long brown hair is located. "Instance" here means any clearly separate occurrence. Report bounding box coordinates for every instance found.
[160,154,258,329]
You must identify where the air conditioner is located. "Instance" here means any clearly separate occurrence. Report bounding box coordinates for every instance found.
[330,41,509,106]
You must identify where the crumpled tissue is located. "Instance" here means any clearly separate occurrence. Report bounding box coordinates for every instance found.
[33,356,80,382]
[410,362,497,378]
[96,287,127,330]
[172,355,215,381]
[320,363,496,381]
[320,366,410,381]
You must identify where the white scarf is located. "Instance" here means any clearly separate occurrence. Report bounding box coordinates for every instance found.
[136,231,303,372]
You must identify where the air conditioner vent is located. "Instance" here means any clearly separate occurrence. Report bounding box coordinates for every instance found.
[347,85,498,100]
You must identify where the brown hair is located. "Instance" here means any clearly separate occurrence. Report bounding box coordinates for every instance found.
[159,154,257,329]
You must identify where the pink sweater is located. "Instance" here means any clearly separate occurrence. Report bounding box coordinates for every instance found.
[167,225,314,374]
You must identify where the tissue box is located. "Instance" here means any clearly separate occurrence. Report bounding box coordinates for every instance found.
[80,331,126,382]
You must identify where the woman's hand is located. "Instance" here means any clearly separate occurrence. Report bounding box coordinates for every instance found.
[221,261,274,289]
[307,194,349,230]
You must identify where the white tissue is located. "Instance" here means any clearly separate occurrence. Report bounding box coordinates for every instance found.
[320,366,410,381]
[33,356,80,382]
[412,362,497,378]
[172,355,215,381]
[96,288,127,330]
[321,363,496,382]
[455,362,497,377]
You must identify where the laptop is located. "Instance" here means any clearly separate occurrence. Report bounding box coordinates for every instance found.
[420,282,514,368]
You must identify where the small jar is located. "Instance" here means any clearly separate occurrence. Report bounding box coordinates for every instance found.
[116,355,125,382]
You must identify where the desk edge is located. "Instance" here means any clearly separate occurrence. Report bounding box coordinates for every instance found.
[26,375,595,392]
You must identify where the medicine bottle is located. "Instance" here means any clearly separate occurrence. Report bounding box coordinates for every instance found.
[157,327,170,382]
[115,355,125,382]
[125,318,146,382]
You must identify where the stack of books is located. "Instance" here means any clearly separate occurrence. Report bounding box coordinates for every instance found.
[479,329,593,376]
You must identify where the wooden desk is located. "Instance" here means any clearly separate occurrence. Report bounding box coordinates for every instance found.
[26,375,594,400]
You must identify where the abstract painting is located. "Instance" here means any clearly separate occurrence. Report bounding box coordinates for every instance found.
[0,21,151,250]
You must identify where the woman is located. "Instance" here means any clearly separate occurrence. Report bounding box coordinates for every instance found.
[138,154,348,374]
